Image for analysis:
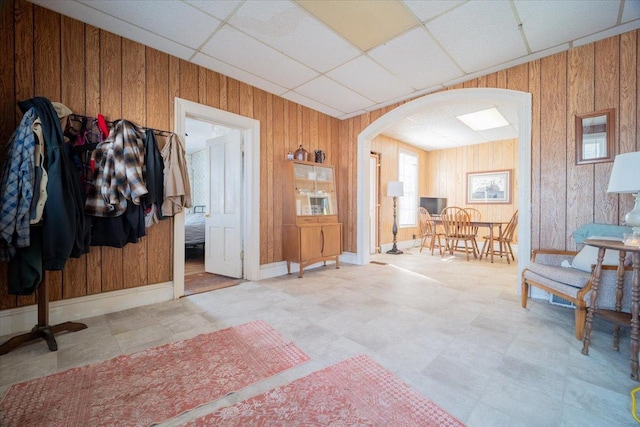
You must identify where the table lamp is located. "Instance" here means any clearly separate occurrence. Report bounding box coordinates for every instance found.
[607,151,640,236]
[387,181,404,255]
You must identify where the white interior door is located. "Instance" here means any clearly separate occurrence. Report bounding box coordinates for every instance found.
[205,131,243,278]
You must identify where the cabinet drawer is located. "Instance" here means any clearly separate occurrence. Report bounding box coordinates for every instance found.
[317,215,338,223]
[297,216,318,224]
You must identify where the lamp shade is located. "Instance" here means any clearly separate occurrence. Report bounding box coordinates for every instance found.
[387,181,404,197]
[607,151,640,193]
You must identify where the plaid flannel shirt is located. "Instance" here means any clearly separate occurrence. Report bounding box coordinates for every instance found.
[85,119,148,217]
[0,109,36,261]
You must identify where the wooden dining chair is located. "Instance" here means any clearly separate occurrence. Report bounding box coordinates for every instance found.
[464,207,482,254]
[417,207,443,255]
[440,206,478,260]
[481,209,518,263]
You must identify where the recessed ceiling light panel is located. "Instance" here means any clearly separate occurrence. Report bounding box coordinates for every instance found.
[456,107,509,131]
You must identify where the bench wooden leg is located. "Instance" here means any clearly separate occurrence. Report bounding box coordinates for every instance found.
[575,305,586,340]
[521,281,529,308]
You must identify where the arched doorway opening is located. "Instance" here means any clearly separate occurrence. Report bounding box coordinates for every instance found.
[356,88,532,278]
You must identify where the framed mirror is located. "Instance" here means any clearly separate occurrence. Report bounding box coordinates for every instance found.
[575,108,615,165]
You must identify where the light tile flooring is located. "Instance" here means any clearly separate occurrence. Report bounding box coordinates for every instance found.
[0,247,637,426]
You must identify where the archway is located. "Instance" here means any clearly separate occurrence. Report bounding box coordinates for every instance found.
[356,88,532,277]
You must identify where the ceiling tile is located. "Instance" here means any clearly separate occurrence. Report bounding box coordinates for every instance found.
[191,53,288,96]
[515,0,620,52]
[186,0,242,21]
[369,27,462,90]
[201,25,319,89]
[442,101,498,117]
[281,91,346,117]
[296,0,418,51]
[422,138,461,150]
[229,1,360,73]
[78,0,221,49]
[408,107,454,125]
[430,117,487,144]
[294,76,374,113]
[427,0,527,73]
[383,117,423,137]
[622,1,640,23]
[402,0,466,23]
[31,0,195,59]
[327,56,414,103]
[478,125,519,141]
[405,128,459,150]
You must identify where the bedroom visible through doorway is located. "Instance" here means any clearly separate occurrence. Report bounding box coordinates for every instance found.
[184,117,243,295]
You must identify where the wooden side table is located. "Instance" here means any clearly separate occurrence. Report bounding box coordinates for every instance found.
[581,238,640,380]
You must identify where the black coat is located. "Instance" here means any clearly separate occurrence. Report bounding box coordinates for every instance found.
[143,129,165,219]
[18,97,89,270]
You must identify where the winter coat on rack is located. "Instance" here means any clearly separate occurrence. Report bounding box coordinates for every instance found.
[18,97,90,270]
[161,133,192,216]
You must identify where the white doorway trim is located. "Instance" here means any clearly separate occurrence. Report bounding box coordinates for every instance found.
[174,98,260,299]
[356,88,532,277]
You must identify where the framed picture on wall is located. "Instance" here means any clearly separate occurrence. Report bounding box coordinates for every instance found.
[467,170,511,204]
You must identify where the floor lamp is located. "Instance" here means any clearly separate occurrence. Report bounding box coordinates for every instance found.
[387,181,404,255]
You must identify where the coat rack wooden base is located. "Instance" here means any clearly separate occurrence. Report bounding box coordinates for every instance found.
[0,275,87,355]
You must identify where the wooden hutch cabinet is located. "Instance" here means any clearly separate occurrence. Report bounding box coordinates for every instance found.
[283,160,342,278]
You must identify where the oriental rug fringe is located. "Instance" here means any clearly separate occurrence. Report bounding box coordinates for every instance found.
[0,320,309,427]
[188,354,465,427]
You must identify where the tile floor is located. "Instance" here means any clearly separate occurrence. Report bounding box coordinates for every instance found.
[0,247,637,426]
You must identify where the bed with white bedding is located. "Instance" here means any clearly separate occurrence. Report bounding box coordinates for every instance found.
[185,206,206,247]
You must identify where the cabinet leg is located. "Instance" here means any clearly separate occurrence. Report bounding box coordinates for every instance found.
[335,256,340,269]
[298,266,304,279]
[286,261,291,275]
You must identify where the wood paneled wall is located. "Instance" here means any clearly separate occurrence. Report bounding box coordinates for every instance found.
[371,136,518,247]
[370,134,428,245]
[0,0,340,310]
[1,0,638,312]
[339,31,639,255]
[424,138,518,225]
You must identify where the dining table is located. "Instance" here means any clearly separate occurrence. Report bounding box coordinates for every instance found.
[432,216,508,263]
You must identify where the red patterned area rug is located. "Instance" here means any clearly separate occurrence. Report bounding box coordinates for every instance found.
[187,354,465,427]
[0,320,309,427]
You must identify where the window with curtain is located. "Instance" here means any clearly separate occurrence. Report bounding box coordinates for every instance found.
[398,150,418,227]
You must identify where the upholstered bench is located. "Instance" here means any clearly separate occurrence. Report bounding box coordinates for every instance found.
[521,223,633,340]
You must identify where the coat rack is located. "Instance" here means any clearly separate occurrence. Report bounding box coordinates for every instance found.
[0,110,173,356]
[0,272,87,355]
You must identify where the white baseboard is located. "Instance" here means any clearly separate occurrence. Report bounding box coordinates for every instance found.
[258,253,355,280]
[380,239,416,253]
[258,261,290,280]
[340,251,357,264]
[0,282,173,337]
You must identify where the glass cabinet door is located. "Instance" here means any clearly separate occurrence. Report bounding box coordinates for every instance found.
[293,163,337,216]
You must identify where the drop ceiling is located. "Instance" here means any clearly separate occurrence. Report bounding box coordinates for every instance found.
[30,0,640,150]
